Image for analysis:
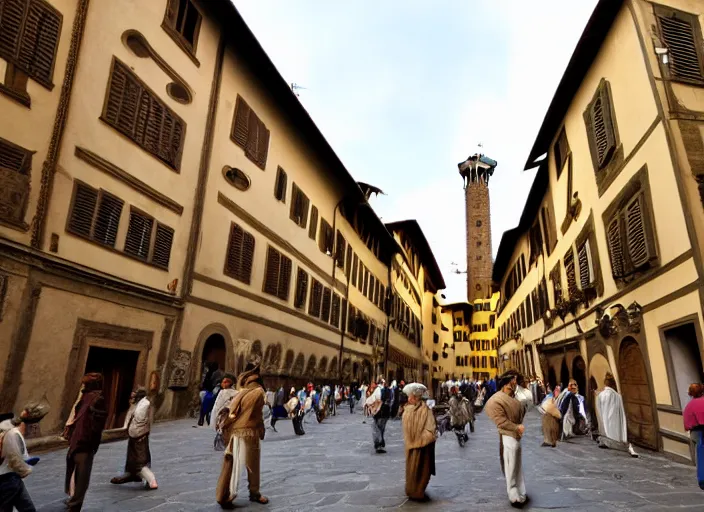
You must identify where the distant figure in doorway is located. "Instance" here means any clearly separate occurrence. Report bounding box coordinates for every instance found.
[596,373,637,457]
[683,383,704,490]
[402,383,436,501]
[111,388,158,489]
[198,362,219,426]
[64,372,107,512]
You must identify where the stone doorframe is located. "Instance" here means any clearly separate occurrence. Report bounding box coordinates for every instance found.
[60,319,154,430]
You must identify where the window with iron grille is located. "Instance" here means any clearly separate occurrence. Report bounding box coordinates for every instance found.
[231,95,269,170]
[320,287,332,323]
[604,171,658,282]
[655,4,704,83]
[102,59,185,171]
[224,222,255,284]
[290,183,309,229]
[67,181,123,248]
[318,218,333,255]
[293,268,308,309]
[308,278,323,317]
[330,293,341,328]
[584,79,617,171]
[273,167,286,202]
[0,136,32,226]
[163,0,202,59]
[0,0,62,90]
[335,230,346,269]
[263,246,292,301]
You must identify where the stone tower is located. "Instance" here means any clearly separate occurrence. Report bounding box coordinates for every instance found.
[458,154,497,301]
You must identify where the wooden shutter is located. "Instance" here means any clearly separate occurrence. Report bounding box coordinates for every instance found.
[93,193,123,247]
[308,278,322,317]
[564,250,578,298]
[225,223,254,284]
[277,253,292,300]
[152,224,174,269]
[232,95,250,149]
[294,268,308,309]
[320,287,332,322]
[625,193,653,269]
[347,305,356,333]
[590,82,616,169]
[290,183,309,228]
[164,0,179,28]
[103,59,184,170]
[124,209,153,258]
[341,298,347,331]
[345,247,352,278]
[68,182,98,237]
[607,217,625,278]
[0,137,31,223]
[335,230,345,268]
[577,240,592,289]
[0,0,24,61]
[657,8,704,82]
[357,259,363,288]
[274,167,286,201]
[308,205,318,240]
[330,293,340,327]
[256,120,270,169]
[554,127,569,177]
[263,247,280,296]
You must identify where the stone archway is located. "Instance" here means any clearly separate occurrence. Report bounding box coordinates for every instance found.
[305,355,317,379]
[328,357,338,379]
[560,358,570,388]
[572,356,587,397]
[618,337,657,450]
[250,340,263,364]
[292,353,305,377]
[589,353,612,391]
[341,358,352,382]
[318,357,329,380]
[362,359,372,384]
[284,350,295,375]
[547,366,557,390]
[190,323,235,391]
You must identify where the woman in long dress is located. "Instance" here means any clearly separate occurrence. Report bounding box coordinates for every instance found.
[683,383,704,490]
[402,383,436,501]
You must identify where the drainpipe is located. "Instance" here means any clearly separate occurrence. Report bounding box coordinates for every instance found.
[383,259,392,382]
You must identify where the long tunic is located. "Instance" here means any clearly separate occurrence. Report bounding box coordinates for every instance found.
[124,397,153,474]
[403,402,436,499]
[596,387,627,444]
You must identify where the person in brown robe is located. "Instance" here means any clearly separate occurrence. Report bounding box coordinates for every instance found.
[541,396,562,447]
[402,383,436,501]
[215,364,268,507]
[64,373,107,512]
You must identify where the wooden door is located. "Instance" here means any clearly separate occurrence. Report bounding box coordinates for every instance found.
[618,338,657,450]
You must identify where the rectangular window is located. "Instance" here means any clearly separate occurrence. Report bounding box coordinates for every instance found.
[585,80,617,170]
[320,287,332,323]
[308,205,318,240]
[454,331,461,342]
[368,275,375,301]
[231,95,270,170]
[655,5,704,83]
[308,278,323,317]
[224,222,255,284]
[362,267,369,296]
[0,136,32,226]
[124,208,174,269]
[102,59,185,171]
[330,293,341,328]
[554,127,570,179]
[293,268,308,309]
[67,181,123,248]
[274,167,286,202]
[163,0,202,57]
[433,332,439,344]
[318,218,333,255]
[335,230,346,269]
[290,183,309,228]
[345,246,352,278]
[263,246,292,301]
[351,254,358,286]
[341,298,348,332]
[489,314,495,329]
[432,312,437,325]
[347,304,356,334]
[0,0,62,89]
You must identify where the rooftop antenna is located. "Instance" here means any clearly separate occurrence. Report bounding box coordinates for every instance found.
[291,83,307,97]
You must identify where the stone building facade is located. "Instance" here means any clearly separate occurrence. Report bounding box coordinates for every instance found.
[0,0,447,436]
[494,0,704,464]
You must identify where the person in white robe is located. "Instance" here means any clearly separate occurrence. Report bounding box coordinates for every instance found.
[596,373,637,457]
[212,374,237,431]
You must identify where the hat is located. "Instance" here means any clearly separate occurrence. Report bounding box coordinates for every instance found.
[236,364,262,389]
[21,400,50,424]
[402,383,427,398]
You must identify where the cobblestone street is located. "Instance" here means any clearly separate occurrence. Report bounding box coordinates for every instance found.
[24,407,702,512]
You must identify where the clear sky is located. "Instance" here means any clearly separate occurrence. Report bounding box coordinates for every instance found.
[233,1,599,302]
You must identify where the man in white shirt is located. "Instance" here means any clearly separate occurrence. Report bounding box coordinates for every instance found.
[0,404,48,512]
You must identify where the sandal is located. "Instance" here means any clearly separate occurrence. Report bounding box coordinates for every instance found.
[249,495,269,504]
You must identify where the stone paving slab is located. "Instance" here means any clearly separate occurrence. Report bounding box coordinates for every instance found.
[24,406,702,511]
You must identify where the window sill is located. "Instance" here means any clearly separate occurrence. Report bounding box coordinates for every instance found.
[65,229,170,272]
[0,216,29,232]
[0,83,30,108]
[161,22,200,67]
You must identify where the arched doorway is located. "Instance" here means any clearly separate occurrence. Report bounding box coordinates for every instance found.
[588,376,599,432]
[547,366,557,390]
[560,358,570,388]
[572,356,587,398]
[618,337,657,450]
